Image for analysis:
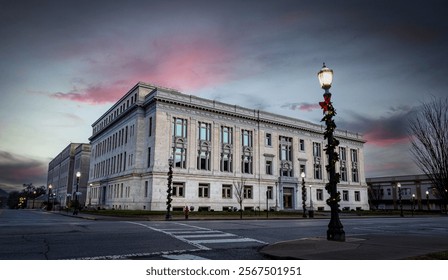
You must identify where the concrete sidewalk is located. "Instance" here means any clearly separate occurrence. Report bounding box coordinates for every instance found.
[260,234,448,260]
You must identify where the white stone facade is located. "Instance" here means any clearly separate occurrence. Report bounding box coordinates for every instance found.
[47,143,91,207]
[87,82,369,212]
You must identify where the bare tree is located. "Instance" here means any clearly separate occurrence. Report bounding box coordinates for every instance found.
[367,183,384,210]
[233,177,247,219]
[409,97,448,212]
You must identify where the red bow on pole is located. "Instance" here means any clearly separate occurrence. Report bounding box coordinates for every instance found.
[319,94,331,113]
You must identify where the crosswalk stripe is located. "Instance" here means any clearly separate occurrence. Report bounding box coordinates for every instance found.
[193,238,264,244]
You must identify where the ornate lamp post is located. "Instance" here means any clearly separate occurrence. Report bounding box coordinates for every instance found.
[317,63,345,241]
[397,183,403,217]
[166,157,174,220]
[426,190,430,211]
[301,172,307,218]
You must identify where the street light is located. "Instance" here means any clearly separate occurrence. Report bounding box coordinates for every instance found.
[301,172,307,218]
[309,185,314,218]
[32,191,36,209]
[426,190,430,211]
[47,184,52,211]
[74,171,81,215]
[317,63,345,241]
[166,157,173,220]
[397,183,404,217]
[412,194,416,216]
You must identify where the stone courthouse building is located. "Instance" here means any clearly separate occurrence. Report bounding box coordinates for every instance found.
[86,82,369,212]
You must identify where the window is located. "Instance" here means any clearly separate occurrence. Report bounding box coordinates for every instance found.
[351,149,359,182]
[221,126,232,144]
[355,191,361,201]
[222,184,232,198]
[244,186,253,199]
[241,130,253,174]
[299,139,305,151]
[299,163,306,175]
[317,189,324,201]
[172,182,185,197]
[266,160,273,175]
[220,126,233,172]
[242,130,253,147]
[339,147,347,182]
[197,143,211,170]
[144,181,148,197]
[148,117,153,137]
[147,147,151,168]
[172,117,188,169]
[279,136,292,161]
[198,122,211,141]
[198,183,210,198]
[242,149,253,174]
[343,190,349,201]
[265,133,272,146]
[313,142,322,179]
[267,186,273,199]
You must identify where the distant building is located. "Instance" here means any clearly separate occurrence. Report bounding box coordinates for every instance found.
[47,143,91,207]
[87,82,369,212]
[366,174,442,211]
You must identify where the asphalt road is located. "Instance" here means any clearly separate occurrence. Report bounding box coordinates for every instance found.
[1,209,447,260]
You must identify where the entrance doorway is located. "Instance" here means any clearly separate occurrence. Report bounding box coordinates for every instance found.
[283,187,293,209]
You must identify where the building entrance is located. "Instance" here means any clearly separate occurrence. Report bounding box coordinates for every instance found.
[283,187,294,209]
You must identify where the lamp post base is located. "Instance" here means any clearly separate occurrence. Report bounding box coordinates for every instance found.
[327,214,345,241]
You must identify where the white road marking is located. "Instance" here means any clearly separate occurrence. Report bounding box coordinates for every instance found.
[162,254,209,260]
[194,238,264,244]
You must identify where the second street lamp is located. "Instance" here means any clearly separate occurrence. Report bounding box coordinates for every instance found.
[397,183,404,217]
[317,63,345,241]
[166,157,174,220]
[301,172,307,218]
[73,171,81,215]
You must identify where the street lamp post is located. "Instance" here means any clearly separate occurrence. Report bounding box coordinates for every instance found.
[397,183,404,217]
[166,157,173,220]
[74,171,81,215]
[274,181,278,211]
[309,186,314,218]
[47,185,52,211]
[412,194,416,216]
[266,189,269,219]
[32,191,36,209]
[301,172,307,218]
[426,190,430,211]
[317,63,345,241]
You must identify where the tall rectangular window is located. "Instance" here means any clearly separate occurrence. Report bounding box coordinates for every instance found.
[241,130,253,174]
[299,139,305,151]
[173,117,187,138]
[149,117,153,137]
[265,133,272,146]
[221,126,232,144]
[351,149,359,182]
[144,181,148,197]
[355,191,361,201]
[147,147,151,168]
[172,117,188,169]
[244,186,253,199]
[267,186,273,199]
[265,160,273,175]
[343,190,349,201]
[220,126,233,172]
[340,147,347,182]
[313,142,322,179]
[317,189,324,201]
[198,122,211,171]
[198,122,211,141]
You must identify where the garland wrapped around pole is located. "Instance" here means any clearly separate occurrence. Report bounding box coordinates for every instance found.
[320,88,345,241]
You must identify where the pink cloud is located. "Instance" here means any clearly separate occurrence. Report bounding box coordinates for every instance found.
[51,36,237,104]
[283,102,321,112]
[364,127,409,147]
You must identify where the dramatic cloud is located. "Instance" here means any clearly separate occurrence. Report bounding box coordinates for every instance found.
[0,150,48,192]
[282,102,321,112]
